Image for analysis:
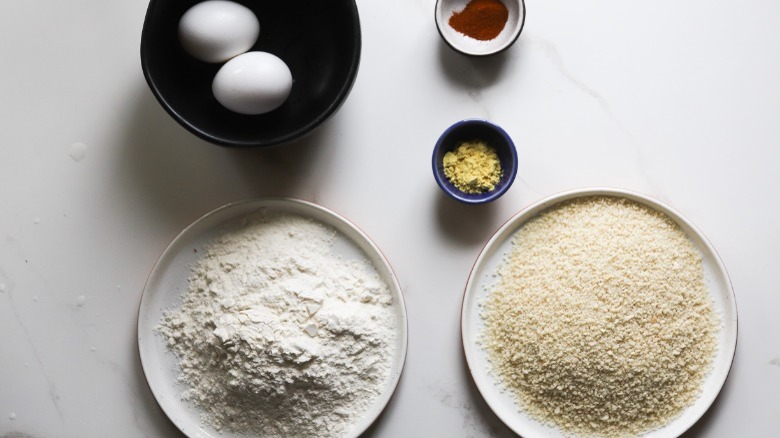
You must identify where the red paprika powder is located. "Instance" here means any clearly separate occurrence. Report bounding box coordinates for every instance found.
[448,0,509,41]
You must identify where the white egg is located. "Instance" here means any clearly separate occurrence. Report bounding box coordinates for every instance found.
[212,51,293,115]
[178,0,259,63]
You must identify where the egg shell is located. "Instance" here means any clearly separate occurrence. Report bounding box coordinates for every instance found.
[212,51,293,115]
[178,0,260,63]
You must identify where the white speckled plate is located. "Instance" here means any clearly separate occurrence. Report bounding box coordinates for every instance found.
[138,198,408,438]
[461,187,738,438]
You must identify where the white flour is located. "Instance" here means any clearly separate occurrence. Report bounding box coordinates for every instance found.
[157,211,396,437]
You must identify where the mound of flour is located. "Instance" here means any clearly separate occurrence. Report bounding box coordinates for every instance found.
[157,212,396,437]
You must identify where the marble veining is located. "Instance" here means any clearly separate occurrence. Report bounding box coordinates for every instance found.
[525,35,665,196]
[2,0,779,436]
[2,279,65,422]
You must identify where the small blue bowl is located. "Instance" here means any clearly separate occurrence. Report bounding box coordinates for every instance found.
[432,119,518,204]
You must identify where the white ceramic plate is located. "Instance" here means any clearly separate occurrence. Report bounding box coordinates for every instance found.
[138,198,408,438]
[461,187,738,438]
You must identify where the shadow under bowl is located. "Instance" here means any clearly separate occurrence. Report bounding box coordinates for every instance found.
[432,119,518,204]
[140,0,361,148]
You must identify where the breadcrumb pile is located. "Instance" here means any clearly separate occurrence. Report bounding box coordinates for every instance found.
[480,196,720,437]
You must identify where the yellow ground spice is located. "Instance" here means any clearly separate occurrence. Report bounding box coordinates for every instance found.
[442,140,503,194]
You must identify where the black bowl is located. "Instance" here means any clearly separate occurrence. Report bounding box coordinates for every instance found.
[140,0,361,148]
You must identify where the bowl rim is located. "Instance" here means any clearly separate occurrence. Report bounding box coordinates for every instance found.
[139,0,363,148]
[434,0,526,57]
[432,118,518,204]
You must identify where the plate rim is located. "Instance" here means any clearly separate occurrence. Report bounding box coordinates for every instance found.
[460,186,738,438]
[136,197,409,438]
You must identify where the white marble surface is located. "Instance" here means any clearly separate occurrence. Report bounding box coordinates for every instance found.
[1,0,779,437]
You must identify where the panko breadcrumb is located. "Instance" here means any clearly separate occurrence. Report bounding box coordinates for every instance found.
[480,196,720,437]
